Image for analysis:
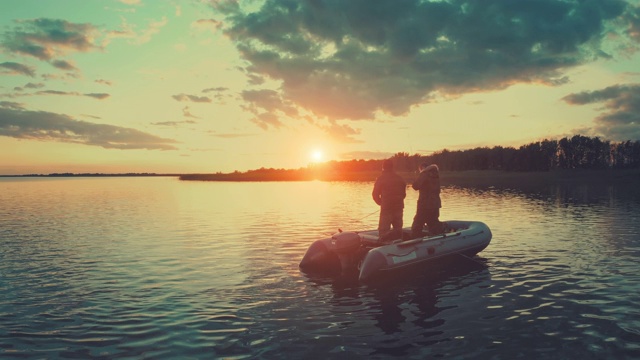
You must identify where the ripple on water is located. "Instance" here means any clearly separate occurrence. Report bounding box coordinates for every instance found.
[2,179,640,359]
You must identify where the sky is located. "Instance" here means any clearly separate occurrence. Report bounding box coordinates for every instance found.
[1,0,640,175]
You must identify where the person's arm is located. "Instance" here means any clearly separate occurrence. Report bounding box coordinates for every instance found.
[401,179,407,199]
[412,172,426,190]
[372,179,382,206]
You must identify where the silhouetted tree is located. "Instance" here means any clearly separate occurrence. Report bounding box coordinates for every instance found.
[300,135,640,177]
[404,136,639,172]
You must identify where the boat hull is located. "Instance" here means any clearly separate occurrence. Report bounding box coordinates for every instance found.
[299,220,492,282]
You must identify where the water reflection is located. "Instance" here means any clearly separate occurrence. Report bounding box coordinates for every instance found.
[452,181,640,208]
[292,179,640,358]
[299,255,493,356]
[2,178,639,359]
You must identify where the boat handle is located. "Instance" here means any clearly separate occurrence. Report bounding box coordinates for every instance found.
[397,231,462,247]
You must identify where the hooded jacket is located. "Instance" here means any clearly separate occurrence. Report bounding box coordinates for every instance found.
[412,166,441,209]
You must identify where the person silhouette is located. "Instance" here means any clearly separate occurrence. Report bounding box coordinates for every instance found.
[411,163,443,238]
[372,159,406,242]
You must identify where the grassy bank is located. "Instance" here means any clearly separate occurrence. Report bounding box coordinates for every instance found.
[180,168,640,187]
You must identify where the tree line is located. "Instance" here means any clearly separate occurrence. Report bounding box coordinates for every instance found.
[314,135,640,173]
[180,135,640,181]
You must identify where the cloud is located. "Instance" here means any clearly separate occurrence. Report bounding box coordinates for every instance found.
[340,151,394,160]
[318,120,363,143]
[135,17,168,44]
[0,106,178,150]
[188,147,222,152]
[211,0,638,121]
[240,88,363,136]
[40,73,78,81]
[13,82,44,92]
[0,61,35,77]
[79,113,102,120]
[106,16,168,45]
[210,132,256,138]
[562,83,640,140]
[0,101,25,110]
[250,112,284,130]
[172,93,212,103]
[150,106,200,126]
[50,59,77,71]
[182,106,199,118]
[627,5,640,41]
[84,93,110,100]
[201,87,230,102]
[34,90,110,99]
[202,87,228,93]
[240,89,298,129]
[192,19,222,32]
[1,18,101,61]
[95,79,113,86]
[151,120,196,126]
[241,89,296,114]
[24,82,45,89]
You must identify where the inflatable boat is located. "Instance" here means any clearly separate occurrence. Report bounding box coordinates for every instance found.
[299,220,492,282]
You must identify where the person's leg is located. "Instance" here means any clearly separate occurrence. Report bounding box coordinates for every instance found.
[386,208,403,241]
[378,207,392,239]
[425,208,443,235]
[411,206,428,238]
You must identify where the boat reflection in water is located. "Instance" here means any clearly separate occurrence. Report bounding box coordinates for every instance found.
[299,220,492,282]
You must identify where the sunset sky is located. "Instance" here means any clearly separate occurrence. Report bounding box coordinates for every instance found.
[2,0,640,175]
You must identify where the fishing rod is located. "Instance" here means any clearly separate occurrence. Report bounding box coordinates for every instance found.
[318,209,379,237]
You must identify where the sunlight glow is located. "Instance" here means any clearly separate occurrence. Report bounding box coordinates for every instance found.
[311,149,324,162]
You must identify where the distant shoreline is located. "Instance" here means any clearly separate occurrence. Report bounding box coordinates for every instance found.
[3,169,639,188]
[0,173,179,178]
[179,169,640,187]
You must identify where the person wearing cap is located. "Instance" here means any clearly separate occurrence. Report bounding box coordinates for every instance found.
[372,159,407,242]
[411,162,443,238]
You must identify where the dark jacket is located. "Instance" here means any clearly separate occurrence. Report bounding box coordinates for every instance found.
[412,168,441,209]
[372,170,406,210]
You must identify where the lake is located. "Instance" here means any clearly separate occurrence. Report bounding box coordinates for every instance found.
[1,177,639,359]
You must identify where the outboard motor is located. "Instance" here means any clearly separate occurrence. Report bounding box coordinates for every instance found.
[299,231,363,274]
[330,231,361,271]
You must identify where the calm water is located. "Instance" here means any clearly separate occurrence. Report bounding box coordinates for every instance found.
[1,177,639,359]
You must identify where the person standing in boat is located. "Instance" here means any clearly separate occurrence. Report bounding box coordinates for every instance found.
[372,159,407,242]
[411,162,443,238]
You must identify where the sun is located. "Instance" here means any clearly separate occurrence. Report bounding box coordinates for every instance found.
[311,149,324,162]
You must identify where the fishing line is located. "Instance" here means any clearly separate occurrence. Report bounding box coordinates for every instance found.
[356,209,379,221]
[314,209,379,238]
